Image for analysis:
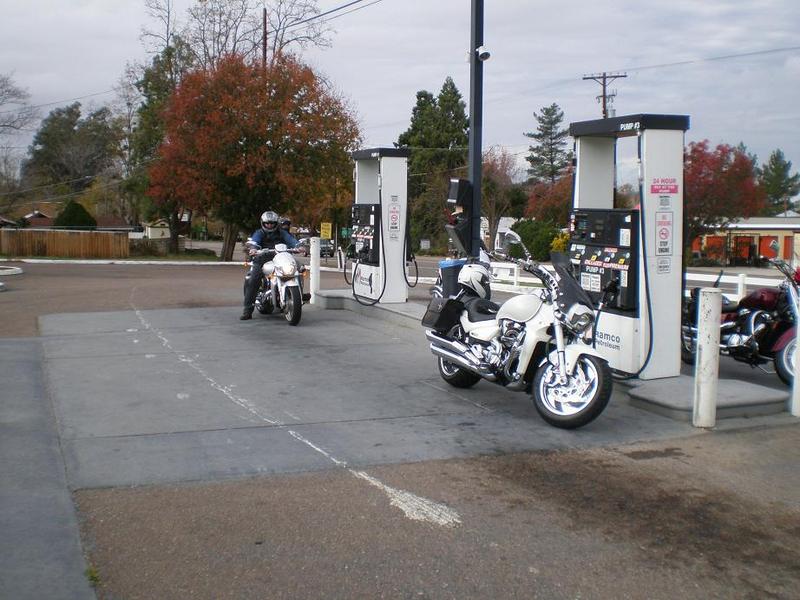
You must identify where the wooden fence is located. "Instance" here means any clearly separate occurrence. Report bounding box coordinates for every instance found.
[0,229,129,259]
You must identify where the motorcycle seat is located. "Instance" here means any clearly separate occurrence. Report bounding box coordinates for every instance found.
[721,301,739,314]
[464,297,500,322]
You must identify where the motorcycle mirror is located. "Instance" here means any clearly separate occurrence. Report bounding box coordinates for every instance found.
[769,239,780,252]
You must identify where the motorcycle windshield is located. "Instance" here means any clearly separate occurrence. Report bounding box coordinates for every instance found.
[551,252,595,311]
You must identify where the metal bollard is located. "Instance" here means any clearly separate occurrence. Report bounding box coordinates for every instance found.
[309,237,320,305]
[791,323,800,417]
[693,287,721,428]
[737,273,747,300]
[513,264,519,288]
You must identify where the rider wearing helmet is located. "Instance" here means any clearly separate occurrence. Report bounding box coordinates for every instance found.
[241,210,300,320]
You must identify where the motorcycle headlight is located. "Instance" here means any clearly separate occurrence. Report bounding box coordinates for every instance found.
[274,253,297,277]
[276,263,296,277]
[566,304,594,333]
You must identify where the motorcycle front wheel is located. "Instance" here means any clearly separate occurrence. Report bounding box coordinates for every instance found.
[775,338,795,386]
[284,286,302,325]
[533,354,612,429]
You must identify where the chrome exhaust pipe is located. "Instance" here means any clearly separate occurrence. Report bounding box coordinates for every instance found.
[428,344,497,381]
[425,330,497,381]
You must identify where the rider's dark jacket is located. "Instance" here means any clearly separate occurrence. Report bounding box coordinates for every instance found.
[248,227,299,249]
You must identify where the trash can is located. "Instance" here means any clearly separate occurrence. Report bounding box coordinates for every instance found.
[438,258,467,297]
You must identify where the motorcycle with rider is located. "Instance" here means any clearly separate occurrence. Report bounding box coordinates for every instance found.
[241,210,305,323]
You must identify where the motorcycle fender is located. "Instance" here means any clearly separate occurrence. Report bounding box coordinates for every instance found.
[773,326,796,352]
[544,344,608,375]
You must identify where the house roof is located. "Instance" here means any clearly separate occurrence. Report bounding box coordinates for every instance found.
[724,217,800,231]
[24,209,51,219]
[27,216,54,227]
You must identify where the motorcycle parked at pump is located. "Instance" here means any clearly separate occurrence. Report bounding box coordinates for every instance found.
[681,256,799,385]
[422,232,613,429]
[245,242,309,326]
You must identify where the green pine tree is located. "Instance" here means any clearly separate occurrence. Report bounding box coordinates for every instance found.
[396,76,468,249]
[524,103,571,185]
[397,76,468,200]
[759,149,800,215]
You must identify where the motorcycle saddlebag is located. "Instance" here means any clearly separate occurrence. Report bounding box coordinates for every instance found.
[421,297,464,333]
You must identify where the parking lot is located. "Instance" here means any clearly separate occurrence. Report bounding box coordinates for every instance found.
[2,262,799,599]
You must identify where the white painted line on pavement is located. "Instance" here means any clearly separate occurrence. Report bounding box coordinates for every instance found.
[128,293,462,528]
[351,470,462,528]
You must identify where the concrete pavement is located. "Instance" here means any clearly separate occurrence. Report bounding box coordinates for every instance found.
[1,261,799,598]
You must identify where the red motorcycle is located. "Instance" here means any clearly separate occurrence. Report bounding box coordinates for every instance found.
[681,259,800,385]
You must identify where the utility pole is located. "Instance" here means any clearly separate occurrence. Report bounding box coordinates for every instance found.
[582,72,627,118]
[262,7,268,68]
[468,0,485,258]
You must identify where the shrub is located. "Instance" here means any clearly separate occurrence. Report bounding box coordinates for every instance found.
[53,201,96,228]
[511,219,560,261]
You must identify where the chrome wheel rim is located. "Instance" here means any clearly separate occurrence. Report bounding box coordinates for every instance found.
[785,339,796,375]
[439,356,460,377]
[284,292,293,321]
[538,358,599,416]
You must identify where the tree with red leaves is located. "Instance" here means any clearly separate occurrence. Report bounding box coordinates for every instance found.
[147,54,360,258]
[526,167,573,227]
[684,140,765,247]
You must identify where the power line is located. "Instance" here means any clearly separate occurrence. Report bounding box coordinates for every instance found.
[273,0,383,35]
[620,45,800,73]
[0,89,115,115]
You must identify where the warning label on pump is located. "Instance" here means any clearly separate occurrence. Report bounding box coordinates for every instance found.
[655,211,673,256]
[388,195,401,240]
[651,177,679,194]
[581,272,602,293]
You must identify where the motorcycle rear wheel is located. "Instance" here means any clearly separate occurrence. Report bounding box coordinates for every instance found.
[437,325,481,388]
[680,328,697,365]
[284,286,302,325]
[533,354,612,429]
[775,338,795,386]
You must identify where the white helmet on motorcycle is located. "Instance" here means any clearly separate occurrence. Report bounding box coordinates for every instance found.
[260,211,279,233]
[457,262,491,299]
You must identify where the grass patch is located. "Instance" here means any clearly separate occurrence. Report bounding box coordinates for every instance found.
[85,565,100,587]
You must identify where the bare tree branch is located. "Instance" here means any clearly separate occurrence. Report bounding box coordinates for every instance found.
[0,73,37,138]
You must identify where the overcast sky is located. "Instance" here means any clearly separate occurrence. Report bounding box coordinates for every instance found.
[2,0,798,176]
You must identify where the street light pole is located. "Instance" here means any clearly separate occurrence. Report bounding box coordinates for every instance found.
[468,0,484,258]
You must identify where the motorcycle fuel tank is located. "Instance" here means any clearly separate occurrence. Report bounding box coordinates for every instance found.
[497,293,544,323]
[739,287,780,311]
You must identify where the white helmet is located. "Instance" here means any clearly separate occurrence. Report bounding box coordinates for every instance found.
[260,210,279,232]
[457,262,491,299]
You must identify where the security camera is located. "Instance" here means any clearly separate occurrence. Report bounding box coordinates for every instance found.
[476,46,491,61]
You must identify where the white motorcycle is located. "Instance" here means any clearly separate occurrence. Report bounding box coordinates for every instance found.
[422,232,612,429]
[246,242,308,325]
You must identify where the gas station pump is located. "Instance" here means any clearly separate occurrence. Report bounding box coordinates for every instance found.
[349,147,411,304]
[568,113,690,379]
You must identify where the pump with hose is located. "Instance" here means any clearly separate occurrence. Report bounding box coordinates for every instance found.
[568,113,690,381]
[345,147,415,305]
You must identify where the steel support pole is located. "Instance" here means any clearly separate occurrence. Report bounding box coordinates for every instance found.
[468,0,484,258]
[310,237,320,304]
[693,288,721,428]
[791,319,800,416]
